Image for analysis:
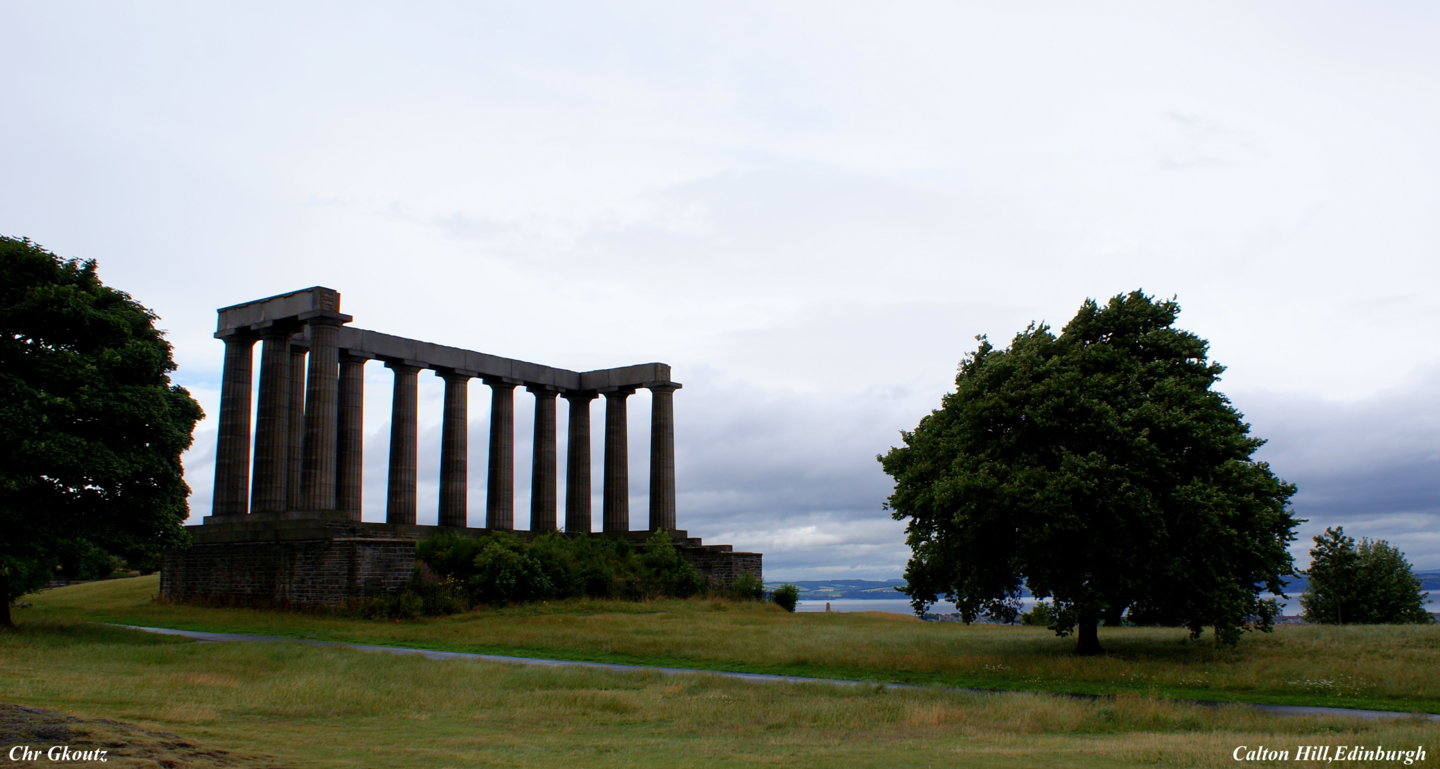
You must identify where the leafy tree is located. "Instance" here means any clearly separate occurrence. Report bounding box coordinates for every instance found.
[880,291,1299,654]
[1300,527,1432,625]
[0,237,202,627]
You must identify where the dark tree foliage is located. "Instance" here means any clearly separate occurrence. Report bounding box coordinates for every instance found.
[1300,527,1432,625]
[880,291,1299,654]
[1,237,202,626]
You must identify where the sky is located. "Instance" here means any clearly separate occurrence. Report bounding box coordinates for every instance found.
[4,1,1437,580]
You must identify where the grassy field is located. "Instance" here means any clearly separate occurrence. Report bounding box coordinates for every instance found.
[28,576,1440,713]
[1,577,1436,768]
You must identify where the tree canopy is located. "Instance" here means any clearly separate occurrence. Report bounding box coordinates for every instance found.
[1300,527,1431,625]
[880,291,1299,653]
[1,236,202,626]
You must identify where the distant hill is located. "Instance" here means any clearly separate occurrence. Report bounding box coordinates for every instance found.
[1279,569,1440,597]
[763,579,907,600]
[766,571,1440,601]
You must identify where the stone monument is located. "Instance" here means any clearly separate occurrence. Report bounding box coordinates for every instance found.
[161,287,761,608]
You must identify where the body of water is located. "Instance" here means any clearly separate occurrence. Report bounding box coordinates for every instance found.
[796,597,1439,617]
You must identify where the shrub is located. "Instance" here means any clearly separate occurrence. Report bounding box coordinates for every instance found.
[413,529,711,608]
[416,532,486,580]
[638,530,707,599]
[352,567,466,620]
[729,572,766,601]
[1021,601,1055,627]
[772,584,800,612]
[467,534,553,606]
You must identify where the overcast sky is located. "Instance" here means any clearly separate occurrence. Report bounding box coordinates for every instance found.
[5,2,1437,579]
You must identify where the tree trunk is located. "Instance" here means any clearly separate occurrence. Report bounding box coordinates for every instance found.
[1075,611,1102,655]
[0,570,12,628]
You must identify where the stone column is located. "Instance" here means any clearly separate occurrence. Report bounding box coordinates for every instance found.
[385,361,421,525]
[300,315,346,512]
[562,391,597,533]
[337,352,370,521]
[602,387,636,533]
[528,386,559,533]
[485,379,517,530]
[648,382,681,533]
[211,329,255,518]
[438,370,471,527]
[250,324,293,514]
[286,344,307,511]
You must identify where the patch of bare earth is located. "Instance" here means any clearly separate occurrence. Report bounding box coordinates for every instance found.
[0,705,284,769]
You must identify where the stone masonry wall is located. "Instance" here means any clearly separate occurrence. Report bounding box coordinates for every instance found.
[681,548,763,589]
[162,536,417,609]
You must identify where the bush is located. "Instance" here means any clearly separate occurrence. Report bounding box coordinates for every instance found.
[1021,601,1055,627]
[352,567,466,620]
[467,532,553,606]
[729,572,766,601]
[416,532,486,581]
[772,584,800,612]
[638,530,707,599]
[413,530,711,608]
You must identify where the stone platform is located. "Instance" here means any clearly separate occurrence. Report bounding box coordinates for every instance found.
[161,515,762,609]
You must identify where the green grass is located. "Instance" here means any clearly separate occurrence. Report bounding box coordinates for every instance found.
[2,614,1437,768]
[24,576,1440,714]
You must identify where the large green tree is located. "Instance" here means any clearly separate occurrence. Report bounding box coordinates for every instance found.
[1,237,202,626]
[880,291,1299,654]
[1300,527,1431,625]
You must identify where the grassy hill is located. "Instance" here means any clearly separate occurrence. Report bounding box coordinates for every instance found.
[2,576,1436,768]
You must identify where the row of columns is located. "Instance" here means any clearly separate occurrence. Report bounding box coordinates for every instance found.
[212,320,680,534]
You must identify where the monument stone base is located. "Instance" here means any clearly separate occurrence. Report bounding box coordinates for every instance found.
[161,518,762,610]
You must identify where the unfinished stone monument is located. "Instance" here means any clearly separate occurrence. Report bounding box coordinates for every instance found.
[162,287,760,608]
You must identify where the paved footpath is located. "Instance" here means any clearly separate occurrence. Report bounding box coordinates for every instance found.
[121,625,1440,724]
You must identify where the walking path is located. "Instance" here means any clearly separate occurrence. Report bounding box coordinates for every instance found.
[121,625,1440,724]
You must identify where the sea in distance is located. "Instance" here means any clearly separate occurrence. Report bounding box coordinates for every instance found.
[786,578,1440,619]
[797,596,1440,617]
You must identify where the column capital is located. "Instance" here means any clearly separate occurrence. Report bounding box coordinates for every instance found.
[297,310,353,326]
[483,377,520,390]
[435,367,479,382]
[562,389,598,403]
[255,319,301,338]
[340,350,375,363]
[526,383,561,397]
[382,358,426,373]
[601,386,637,398]
[215,326,257,342]
[646,381,683,393]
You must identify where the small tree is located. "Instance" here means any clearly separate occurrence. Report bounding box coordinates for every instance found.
[1,237,202,627]
[771,584,800,612]
[881,291,1299,654]
[1301,527,1432,624]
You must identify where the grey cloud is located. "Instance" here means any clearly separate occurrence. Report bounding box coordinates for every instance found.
[1240,366,1440,568]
